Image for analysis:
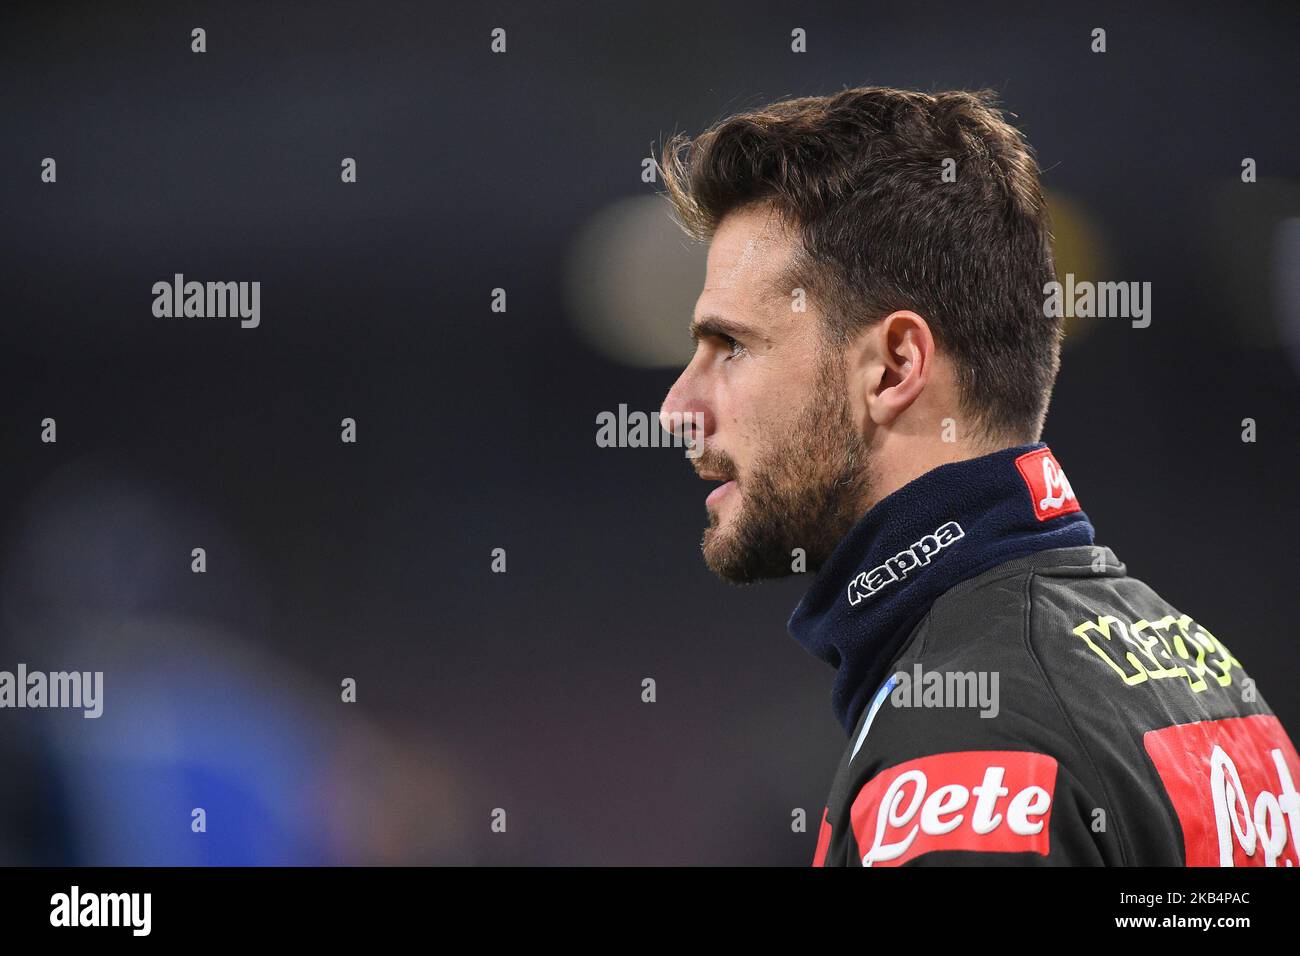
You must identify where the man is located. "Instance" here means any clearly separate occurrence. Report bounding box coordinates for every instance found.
[656,87,1300,866]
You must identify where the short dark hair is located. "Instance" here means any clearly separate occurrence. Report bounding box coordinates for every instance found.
[658,86,1060,442]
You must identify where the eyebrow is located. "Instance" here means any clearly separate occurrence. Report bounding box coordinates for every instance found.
[689,314,758,344]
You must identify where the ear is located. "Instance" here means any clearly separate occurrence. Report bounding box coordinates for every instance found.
[861,310,935,427]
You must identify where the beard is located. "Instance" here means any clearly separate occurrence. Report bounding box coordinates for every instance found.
[697,353,877,584]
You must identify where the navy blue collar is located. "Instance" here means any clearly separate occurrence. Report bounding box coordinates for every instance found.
[787,442,1094,736]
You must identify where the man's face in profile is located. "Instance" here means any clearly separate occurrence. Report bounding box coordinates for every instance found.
[660,204,876,583]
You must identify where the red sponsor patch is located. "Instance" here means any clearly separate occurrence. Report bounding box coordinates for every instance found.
[1014,447,1081,522]
[812,806,832,867]
[849,750,1057,866]
[1144,714,1300,866]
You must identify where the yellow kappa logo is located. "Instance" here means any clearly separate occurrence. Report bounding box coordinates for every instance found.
[1071,613,1242,692]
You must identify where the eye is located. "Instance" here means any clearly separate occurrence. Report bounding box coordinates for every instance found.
[720,334,747,360]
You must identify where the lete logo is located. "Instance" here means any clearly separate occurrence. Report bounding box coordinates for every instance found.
[849,750,1057,866]
[1014,447,1081,522]
[1144,714,1300,866]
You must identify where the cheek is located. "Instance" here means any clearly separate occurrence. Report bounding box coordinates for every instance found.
[718,383,765,452]
[719,349,822,456]
[728,390,797,467]
[757,360,813,415]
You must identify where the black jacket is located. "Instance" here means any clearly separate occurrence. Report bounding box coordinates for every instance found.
[789,444,1300,866]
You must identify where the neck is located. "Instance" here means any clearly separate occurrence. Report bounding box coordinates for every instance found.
[787,441,1093,735]
[865,432,1018,513]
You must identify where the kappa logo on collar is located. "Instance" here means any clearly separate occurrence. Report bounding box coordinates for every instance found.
[1014,448,1081,522]
[846,521,965,606]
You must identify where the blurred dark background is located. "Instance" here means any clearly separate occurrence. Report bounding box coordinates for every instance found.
[0,0,1297,864]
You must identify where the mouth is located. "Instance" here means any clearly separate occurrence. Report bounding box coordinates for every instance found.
[704,477,737,508]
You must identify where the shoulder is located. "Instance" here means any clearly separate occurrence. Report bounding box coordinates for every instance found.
[829,547,1126,864]
[856,543,1153,775]
[836,661,1113,865]
[920,544,1125,649]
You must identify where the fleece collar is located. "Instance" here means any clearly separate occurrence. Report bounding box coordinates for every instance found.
[787,443,1094,736]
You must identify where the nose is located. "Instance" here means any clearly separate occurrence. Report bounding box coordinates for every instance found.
[660,367,714,451]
